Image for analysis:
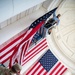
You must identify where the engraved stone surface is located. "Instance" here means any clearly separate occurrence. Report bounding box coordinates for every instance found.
[53,0,75,62]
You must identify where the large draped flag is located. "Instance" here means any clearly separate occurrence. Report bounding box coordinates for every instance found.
[9,7,58,67]
[0,7,57,68]
[26,50,67,75]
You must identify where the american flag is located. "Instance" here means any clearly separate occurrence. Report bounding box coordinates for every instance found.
[9,21,45,67]
[26,50,67,75]
[0,7,57,67]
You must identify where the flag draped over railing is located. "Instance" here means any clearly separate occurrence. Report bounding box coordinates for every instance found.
[0,7,58,68]
[26,50,67,75]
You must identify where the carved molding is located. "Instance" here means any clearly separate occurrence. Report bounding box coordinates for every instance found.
[50,0,75,74]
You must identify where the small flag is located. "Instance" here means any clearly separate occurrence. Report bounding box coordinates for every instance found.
[26,50,67,75]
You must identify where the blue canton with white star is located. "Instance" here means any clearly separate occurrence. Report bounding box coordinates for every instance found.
[39,49,58,72]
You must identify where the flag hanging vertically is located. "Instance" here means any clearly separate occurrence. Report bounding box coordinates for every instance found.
[1,7,58,68]
[26,50,67,75]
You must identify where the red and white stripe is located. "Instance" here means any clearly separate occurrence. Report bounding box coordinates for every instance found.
[9,29,34,66]
[20,35,34,65]
[47,61,67,75]
[26,62,47,75]
[26,61,67,75]
[0,30,28,64]
[22,38,48,65]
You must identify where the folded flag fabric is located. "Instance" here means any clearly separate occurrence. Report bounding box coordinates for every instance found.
[26,50,67,75]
